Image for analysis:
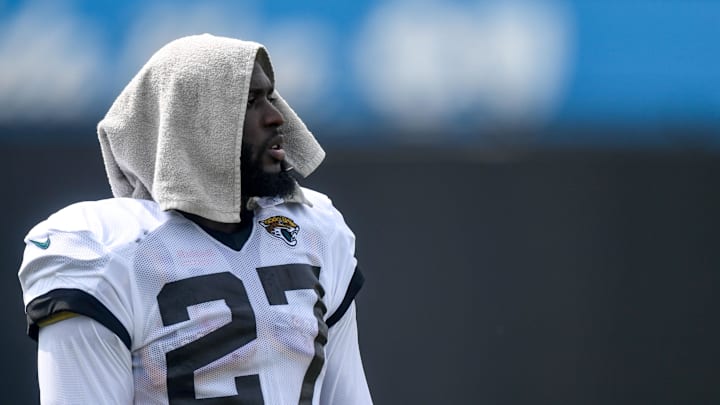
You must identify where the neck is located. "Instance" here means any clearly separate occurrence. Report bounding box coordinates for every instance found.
[181,209,254,233]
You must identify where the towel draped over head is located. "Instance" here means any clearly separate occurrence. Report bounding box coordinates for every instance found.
[97,34,325,223]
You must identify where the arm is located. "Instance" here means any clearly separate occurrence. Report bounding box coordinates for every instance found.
[37,316,133,405]
[320,302,373,405]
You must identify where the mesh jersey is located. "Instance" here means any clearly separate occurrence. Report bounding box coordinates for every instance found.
[19,188,364,404]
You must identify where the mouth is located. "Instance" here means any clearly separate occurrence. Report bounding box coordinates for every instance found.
[267,135,286,162]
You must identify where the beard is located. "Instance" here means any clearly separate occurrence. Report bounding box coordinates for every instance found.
[240,142,296,200]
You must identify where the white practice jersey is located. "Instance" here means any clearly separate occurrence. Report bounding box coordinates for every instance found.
[19,188,370,404]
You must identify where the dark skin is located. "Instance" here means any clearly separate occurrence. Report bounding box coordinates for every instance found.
[188,62,286,233]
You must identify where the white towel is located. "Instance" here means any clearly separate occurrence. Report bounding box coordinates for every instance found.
[97,34,325,223]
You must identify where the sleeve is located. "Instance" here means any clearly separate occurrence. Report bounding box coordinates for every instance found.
[326,267,364,327]
[18,214,134,350]
[320,303,373,404]
[318,198,365,326]
[38,316,133,405]
[312,196,372,403]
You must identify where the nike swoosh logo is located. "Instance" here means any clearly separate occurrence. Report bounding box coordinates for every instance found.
[29,237,51,249]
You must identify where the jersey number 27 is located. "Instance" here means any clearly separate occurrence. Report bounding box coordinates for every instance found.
[156,264,326,404]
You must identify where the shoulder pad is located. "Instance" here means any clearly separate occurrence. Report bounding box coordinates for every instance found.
[25,198,172,251]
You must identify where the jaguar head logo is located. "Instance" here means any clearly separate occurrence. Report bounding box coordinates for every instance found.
[259,216,300,246]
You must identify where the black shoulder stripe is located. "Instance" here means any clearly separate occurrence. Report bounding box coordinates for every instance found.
[326,267,364,328]
[26,288,131,350]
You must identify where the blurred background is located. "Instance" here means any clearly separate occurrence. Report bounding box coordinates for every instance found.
[1,0,718,403]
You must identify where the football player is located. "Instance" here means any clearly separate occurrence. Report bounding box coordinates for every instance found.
[18,34,372,404]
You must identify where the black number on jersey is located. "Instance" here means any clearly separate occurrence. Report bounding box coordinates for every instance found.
[257,264,327,404]
[156,265,325,405]
[157,272,262,404]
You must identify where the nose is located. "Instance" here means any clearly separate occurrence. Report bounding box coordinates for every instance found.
[263,100,285,127]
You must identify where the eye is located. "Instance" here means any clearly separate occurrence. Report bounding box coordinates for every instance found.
[247,96,256,108]
[267,92,278,103]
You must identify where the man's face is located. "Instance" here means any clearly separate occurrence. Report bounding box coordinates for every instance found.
[242,62,286,174]
[240,61,296,200]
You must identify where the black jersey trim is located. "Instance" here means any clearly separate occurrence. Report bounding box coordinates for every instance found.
[25,288,132,350]
[326,267,364,328]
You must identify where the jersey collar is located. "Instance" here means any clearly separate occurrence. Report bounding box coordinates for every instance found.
[245,181,312,210]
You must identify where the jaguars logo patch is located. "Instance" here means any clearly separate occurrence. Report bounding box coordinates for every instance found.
[259,216,300,246]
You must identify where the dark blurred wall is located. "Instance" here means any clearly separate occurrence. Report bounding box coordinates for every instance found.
[1,141,718,404]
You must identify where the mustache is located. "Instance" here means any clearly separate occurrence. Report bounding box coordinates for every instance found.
[259,132,279,150]
[240,140,293,172]
[249,134,293,171]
